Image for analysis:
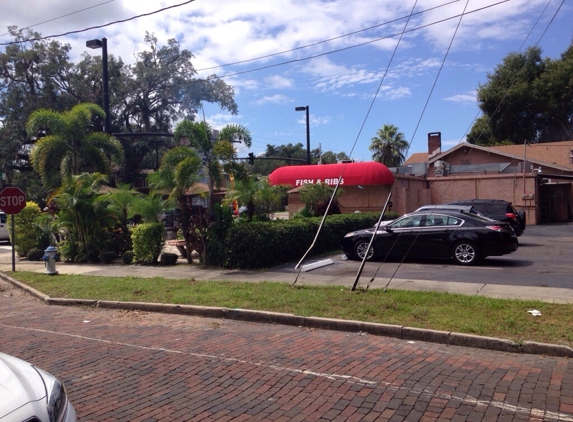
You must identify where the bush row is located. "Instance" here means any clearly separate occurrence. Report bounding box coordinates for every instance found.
[208,212,397,269]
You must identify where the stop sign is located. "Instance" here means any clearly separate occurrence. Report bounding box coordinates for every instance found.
[0,187,27,214]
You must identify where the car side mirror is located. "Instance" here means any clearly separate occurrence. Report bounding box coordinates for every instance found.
[385,226,393,232]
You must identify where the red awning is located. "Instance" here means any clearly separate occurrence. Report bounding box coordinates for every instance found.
[268,162,394,187]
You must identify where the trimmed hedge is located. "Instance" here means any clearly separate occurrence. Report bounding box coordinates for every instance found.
[214,212,395,269]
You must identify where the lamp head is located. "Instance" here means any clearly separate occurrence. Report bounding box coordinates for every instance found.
[295,106,307,111]
[86,39,103,49]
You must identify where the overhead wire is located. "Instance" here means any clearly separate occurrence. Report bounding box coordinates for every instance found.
[372,0,472,292]
[0,0,196,46]
[196,0,461,72]
[367,0,564,291]
[292,0,420,284]
[0,0,117,38]
[196,1,509,81]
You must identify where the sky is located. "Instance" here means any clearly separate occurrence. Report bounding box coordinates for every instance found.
[1,0,571,163]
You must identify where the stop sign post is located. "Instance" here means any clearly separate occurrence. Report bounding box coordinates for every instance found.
[0,187,27,272]
[0,187,27,215]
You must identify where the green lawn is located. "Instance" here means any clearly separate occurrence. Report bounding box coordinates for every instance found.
[10,271,573,347]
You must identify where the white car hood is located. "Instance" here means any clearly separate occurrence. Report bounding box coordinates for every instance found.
[0,352,46,419]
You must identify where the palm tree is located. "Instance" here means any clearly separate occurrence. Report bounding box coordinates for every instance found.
[369,124,409,167]
[173,120,252,216]
[224,175,263,222]
[147,146,203,264]
[27,103,124,189]
[52,172,117,262]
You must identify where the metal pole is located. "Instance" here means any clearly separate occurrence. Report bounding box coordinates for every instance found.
[523,139,526,194]
[305,106,311,165]
[10,215,15,272]
[102,38,110,133]
[351,193,392,291]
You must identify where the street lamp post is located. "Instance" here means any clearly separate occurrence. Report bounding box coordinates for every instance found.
[295,105,310,165]
[86,38,110,133]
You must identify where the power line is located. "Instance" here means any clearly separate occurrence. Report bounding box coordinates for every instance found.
[196,0,461,72]
[0,0,117,38]
[0,0,196,46]
[196,1,509,81]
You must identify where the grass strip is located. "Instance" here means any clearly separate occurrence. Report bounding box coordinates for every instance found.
[11,271,573,347]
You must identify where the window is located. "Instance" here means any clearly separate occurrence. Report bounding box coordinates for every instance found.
[392,215,423,228]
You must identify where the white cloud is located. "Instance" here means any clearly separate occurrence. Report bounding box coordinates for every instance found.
[255,94,291,105]
[264,75,293,89]
[445,91,476,104]
[297,115,331,127]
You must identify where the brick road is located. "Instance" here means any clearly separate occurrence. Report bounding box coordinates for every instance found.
[1,279,573,422]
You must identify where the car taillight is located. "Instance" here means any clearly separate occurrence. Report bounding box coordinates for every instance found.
[486,225,505,232]
[506,212,518,220]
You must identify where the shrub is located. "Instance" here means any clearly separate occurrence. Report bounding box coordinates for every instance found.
[160,253,179,266]
[8,202,42,257]
[122,250,134,265]
[220,212,384,269]
[204,204,234,267]
[99,250,117,264]
[131,222,165,265]
[26,248,45,261]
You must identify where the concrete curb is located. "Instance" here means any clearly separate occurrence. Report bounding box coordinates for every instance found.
[2,271,573,358]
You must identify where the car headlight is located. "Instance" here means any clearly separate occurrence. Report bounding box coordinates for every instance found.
[36,368,70,422]
[345,232,356,237]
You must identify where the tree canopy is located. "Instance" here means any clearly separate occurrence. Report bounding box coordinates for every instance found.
[27,103,124,189]
[0,28,239,197]
[251,143,350,175]
[369,124,408,167]
[468,44,573,145]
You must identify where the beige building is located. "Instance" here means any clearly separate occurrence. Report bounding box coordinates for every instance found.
[273,133,573,224]
[403,133,573,224]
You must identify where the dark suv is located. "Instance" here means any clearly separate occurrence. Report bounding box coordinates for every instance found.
[447,199,526,236]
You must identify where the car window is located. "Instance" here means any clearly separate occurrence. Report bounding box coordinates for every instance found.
[424,215,446,226]
[486,204,506,215]
[0,213,5,224]
[392,215,423,228]
[422,215,463,227]
[445,216,463,226]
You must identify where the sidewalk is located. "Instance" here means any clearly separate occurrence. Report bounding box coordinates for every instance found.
[2,251,573,304]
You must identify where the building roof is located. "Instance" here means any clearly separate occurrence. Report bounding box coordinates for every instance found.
[268,162,394,187]
[489,141,573,170]
[404,152,428,165]
[426,141,573,172]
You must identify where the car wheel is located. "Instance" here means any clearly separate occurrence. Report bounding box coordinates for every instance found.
[353,240,374,260]
[452,241,480,265]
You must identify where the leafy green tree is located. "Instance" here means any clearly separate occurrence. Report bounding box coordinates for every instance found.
[534,43,573,141]
[0,27,77,200]
[106,184,142,253]
[1,29,240,190]
[8,202,42,257]
[147,146,203,263]
[253,182,289,219]
[130,193,171,224]
[27,103,124,189]
[223,175,262,222]
[173,120,252,215]
[52,173,117,262]
[369,124,408,167]
[472,44,573,144]
[299,183,343,216]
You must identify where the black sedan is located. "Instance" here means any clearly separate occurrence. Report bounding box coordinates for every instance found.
[342,210,518,265]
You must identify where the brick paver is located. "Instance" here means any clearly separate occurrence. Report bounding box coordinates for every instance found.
[1,279,572,421]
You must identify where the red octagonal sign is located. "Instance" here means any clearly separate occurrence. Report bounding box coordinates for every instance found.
[0,187,27,214]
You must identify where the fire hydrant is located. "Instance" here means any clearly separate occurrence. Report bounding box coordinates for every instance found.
[43,246,58,275]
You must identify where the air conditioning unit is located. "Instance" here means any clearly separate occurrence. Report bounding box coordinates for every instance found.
[434,160,447,176]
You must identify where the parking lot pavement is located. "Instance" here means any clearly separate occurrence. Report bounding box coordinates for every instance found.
[2,279,573,422]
